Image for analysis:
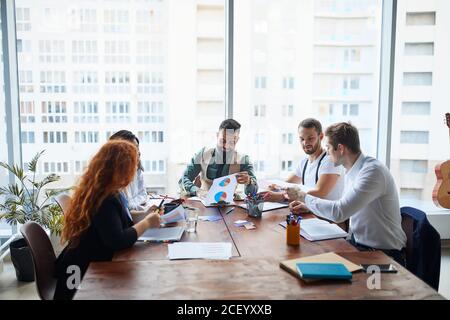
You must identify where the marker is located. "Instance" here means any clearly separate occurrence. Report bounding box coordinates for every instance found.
[224,208,234,215]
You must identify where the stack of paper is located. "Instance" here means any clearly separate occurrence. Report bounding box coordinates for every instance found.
[160,205,186,224]
[168,242,232,260]
[299,218,348,241]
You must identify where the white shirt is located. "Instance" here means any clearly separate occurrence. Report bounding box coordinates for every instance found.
[305,154,407,251]
[294,151,345,200]
[125,169,148,210]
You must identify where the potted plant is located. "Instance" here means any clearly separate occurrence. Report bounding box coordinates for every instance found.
[0,151,65,282]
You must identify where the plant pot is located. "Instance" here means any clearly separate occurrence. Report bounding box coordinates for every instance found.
[9,238,35,282]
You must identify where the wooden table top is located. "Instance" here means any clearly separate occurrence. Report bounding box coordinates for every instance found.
[75,200,444,300]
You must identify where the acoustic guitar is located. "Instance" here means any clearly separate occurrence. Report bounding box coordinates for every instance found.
[432,113,450,208]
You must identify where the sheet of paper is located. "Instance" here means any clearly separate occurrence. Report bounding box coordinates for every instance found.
[258,179,312,193]
[160,205,186,224]
[238,201,288,212]
[198,215,222,222]
[204,174,238,206]
[139,198,172,211]
[168,242,232,260]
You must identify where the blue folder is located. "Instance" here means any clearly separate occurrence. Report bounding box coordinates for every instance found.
[296,262,352,280]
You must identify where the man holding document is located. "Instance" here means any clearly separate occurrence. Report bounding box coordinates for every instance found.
[179,119,258,198]
[261,118,344,204]
[288,122,407,265]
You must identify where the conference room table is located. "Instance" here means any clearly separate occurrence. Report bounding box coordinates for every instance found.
[74,199,444,300]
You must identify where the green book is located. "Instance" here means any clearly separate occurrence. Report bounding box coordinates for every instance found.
[296,262,352,280]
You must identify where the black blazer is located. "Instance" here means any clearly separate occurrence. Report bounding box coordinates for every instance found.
[54,194,137,300]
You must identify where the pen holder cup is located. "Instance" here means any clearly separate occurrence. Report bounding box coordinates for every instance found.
[286,223,300,246]
[245,198,264,218]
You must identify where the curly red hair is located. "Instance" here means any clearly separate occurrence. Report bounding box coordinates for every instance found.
[61,140,138,247]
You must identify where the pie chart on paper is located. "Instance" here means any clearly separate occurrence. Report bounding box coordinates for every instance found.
[219,177,231,187]
[214,191,227,203]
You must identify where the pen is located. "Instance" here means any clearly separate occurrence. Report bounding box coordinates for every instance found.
[224,208,234,215]
[158,195,167,209]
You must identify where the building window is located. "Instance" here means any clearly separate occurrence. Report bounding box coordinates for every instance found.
[255,76,267,89]
[404,42,434,56]
[400,131,429,144]
[74,161,88,174]
[406,12,435,26]
[137,72,163,94]
[138,131,164,143]
[105,72,130,94]
[72,40,98,63]
[21,131,35,144]
[343,76,359,90]
[403,72,432,86]
[254,105,266,117]
[104,9,129,33]
[254,161,265,172]
[43,162,69,174]
[40,71,66,93]
[70,9,97,32]
[43,131,67,144]
[105,101,131,123]
[401,102,431,115]
[16,7,31,31]
[73,71,99,94]
[344,48,361,62]
[143,160,166,173]
[41,101,67,123]
[254,133,265,144]
[349,103,359,116]
[20,101,36,123]
[282,76,295,89]
[74,101,99,123]
[282,133,294,144]
[19,70,33,93]
[39,40,65,63]
[281,160,293,172]
[137,101,164,123]
[399,160,428,173]
[104,40,130,64]
[282,105,294,117]
[75,131,99,143]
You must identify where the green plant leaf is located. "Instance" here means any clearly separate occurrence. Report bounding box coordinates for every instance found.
[28,150,45,173]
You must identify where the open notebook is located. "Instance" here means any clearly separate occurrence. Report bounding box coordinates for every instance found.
[280,218,348,241]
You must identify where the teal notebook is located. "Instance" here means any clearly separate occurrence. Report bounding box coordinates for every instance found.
[296,262,352,280]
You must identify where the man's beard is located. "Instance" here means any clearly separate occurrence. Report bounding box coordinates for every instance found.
[303,140,321,155]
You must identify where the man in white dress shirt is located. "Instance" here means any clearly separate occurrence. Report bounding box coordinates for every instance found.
[262,118,345,203]
[289,122,407,265]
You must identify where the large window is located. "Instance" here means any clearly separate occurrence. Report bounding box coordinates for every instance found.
[390,0,450,203]
[15,0,226,196]
[234,0,382,179]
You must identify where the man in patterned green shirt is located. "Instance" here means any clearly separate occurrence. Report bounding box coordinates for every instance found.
[179,119,258,197]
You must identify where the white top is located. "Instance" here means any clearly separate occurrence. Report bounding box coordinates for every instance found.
[294,151,345,200]
[124,169,148,210]
[305,154,407,251]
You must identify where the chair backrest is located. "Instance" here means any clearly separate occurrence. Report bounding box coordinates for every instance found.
[54,193,71,215]
[20,222,57,300]
[400,206,441,291]
[401,213,415,269]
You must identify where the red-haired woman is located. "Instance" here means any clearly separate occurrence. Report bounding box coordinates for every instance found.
[54,140,161,300]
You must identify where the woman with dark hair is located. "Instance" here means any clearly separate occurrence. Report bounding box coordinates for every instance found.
[54,140,161,300]
[109,130,148,211]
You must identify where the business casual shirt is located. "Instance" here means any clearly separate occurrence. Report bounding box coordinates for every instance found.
[54,194,137,300]
[294,151,345,200]
[124,169,148,210]
[180,147,258,196]
[305,154,407,251]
